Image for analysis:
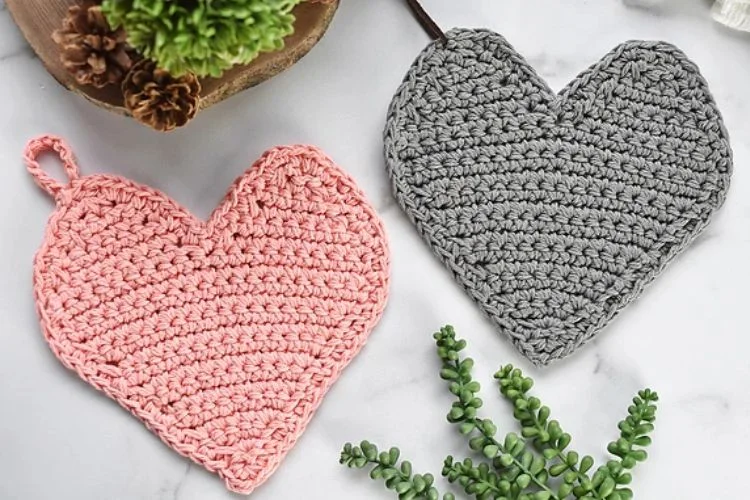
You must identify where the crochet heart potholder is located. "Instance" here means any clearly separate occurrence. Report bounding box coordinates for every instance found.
[386,1,732,366]
[24,135,389,494]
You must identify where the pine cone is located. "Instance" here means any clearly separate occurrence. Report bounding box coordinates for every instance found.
[122,59,201,132]
[52,1,133,88]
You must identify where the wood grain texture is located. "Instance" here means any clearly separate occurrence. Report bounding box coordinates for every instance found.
[6,0,339,117]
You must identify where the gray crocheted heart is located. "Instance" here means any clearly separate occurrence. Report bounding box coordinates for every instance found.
[385,29,732,366]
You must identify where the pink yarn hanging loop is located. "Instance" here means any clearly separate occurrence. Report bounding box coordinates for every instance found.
[24,135,80,198]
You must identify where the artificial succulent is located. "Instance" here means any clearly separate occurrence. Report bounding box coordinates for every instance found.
[341,326,659,500]
[101,0,304,78]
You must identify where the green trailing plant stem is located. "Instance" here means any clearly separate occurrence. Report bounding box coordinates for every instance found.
[340,442,455,500]
[101,0,304,78]
[340,326,659,500]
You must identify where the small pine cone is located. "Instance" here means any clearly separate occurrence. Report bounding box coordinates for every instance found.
[52,1,133,88]
[122,59,202,132]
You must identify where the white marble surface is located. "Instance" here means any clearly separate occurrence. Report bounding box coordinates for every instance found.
[1,1,749,499]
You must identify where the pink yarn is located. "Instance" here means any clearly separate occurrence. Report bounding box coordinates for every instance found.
[25,135,390,494]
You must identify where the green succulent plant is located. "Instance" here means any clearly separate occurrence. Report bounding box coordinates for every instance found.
[101,0,304,78]
[341,326,659,500]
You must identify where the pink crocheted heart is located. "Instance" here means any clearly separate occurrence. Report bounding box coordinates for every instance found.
[25,136,389,494]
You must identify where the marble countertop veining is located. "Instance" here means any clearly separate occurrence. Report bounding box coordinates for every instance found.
[1,1,749,499]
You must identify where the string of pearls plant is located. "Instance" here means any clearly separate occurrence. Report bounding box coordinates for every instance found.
[341,326,659,500]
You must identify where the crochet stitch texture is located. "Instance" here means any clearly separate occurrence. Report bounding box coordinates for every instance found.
[25,135,390,494]
[385,29,731,366]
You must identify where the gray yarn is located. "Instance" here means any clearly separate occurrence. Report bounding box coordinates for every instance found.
[385,29,732,366]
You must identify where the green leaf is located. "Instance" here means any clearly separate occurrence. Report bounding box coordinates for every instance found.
[549,463,568,477]
[516,473,531,489]
[598,477,616,498]
[470,437,486,451]
[361,441,378,461]
[370,465,384,479]
[459,422,475,435]
[504,433,519,450]
[413,474,427,492]
[395,481,412,494]
[482,420,498,437]
[400,490,417,500]
[558,483,573,497]
[448,407,465,422]
[401,461,413,476]
[529,456,545,476]
[498,454,514,467]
